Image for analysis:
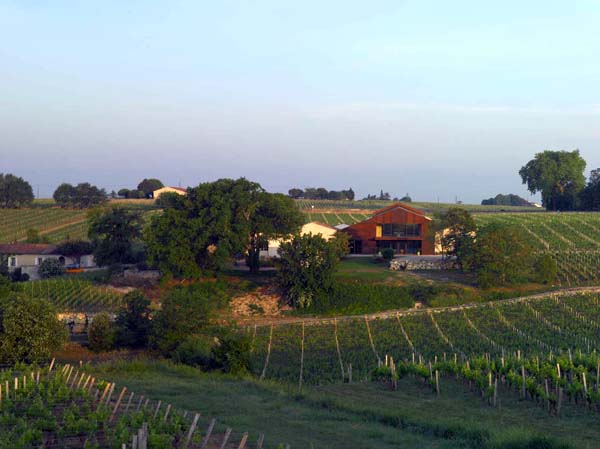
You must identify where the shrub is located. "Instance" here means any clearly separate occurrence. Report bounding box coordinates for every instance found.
[115,290,152,348]
[88,312,115,352]
[174,328,253,375]
[173,334,214,368]
[380,248,395,260]
[210,327,254,375]
[0,295,68,363]
[38,258,65,279]
[150,282,227,355]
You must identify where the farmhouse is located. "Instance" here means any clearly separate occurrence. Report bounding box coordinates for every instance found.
[260,221,337,258]
[152,186,187,199]
[344,202,435,255]
[0,243,95,279]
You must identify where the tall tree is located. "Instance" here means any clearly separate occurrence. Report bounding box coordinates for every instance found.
[145,178,303,276]
[519,150,586,211]
[88,207,142,266]
[0,173,34,208]
[437,208,477,266]
[246,193,304,272]
[275,234,342,309]
[581,168,600,211]
[137,178,164,198]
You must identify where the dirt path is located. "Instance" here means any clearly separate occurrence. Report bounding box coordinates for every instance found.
[240,286,600,328]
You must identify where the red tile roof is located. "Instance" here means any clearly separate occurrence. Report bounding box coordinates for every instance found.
[0,243,58,255]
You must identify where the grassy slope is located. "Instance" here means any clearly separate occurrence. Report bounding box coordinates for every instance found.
[90,360,596,449]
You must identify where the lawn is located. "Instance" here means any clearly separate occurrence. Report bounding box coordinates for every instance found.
[89,359,595,449]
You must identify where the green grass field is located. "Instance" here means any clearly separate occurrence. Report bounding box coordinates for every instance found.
[89,359,597,449]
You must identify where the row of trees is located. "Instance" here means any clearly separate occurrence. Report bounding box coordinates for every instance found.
[363,191,412,202]
[288,187,355,200]
[53,182,107,208]
[519,149,600,211]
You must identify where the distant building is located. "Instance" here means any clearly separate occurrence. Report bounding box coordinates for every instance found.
[153,186,187,199]
[344,202,434,255]
[260,222,338,258]
[0,243,95,280]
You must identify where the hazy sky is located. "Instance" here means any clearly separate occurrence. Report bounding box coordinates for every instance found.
[2,1,600,202]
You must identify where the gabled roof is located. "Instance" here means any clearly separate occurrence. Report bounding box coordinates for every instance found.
[371,202,432,221]
[0,243,59,255]
[303,221,338,231]
[154,186,187,193]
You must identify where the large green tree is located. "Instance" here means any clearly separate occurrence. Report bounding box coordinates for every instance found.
[88,207,142,266]
[519,150,586,211]
[246,193,304,272]
[137,178,164,198]
[275,233,342,309]
[461,223,535,288]
[145,178,303,276]
[0,173,34,208]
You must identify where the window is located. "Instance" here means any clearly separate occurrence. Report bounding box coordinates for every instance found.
[380,223,421,237]
[9,257,16,267]
[37,257,43,265]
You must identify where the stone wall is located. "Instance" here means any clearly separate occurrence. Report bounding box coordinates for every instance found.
[389,258,456,271]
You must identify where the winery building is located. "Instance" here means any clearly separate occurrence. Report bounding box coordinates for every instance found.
[345,203,435,255]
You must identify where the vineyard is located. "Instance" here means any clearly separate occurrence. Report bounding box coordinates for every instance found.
[13,279,124,313]
[0,361,268,449]
[0,209,87,243]
[296,199,538,214]
[475,212,600,285]
[302,211,371,226]
[248,292,600,392]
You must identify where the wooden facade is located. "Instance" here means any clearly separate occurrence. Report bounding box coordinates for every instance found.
[344,203,434,255]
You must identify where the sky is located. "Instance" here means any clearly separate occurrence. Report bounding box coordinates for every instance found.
[1,1,600,202]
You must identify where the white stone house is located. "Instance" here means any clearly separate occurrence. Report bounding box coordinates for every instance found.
[0,243,95,280]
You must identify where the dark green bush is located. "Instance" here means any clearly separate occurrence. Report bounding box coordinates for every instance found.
[88,312,115,352]
[115,290,152,348]
[38,258,65,279]
[380,248,395,260]
[150,282,227,355]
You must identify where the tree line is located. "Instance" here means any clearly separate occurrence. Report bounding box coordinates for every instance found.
[288,187,355,200]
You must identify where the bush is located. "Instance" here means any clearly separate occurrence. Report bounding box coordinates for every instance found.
[88,312,115,352]
[0,295,68,363]
[10,267,29,282]
[38,258,65,279]
[210,327,253,375]
[174,327,253,375]
[115,290,152,348]
[150,282,227,355]
[173,334,214,367]
[380,248,395,260]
